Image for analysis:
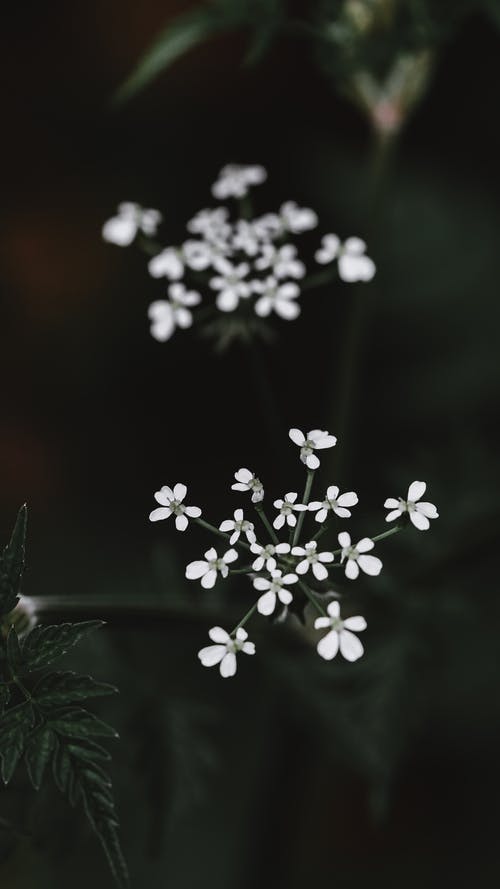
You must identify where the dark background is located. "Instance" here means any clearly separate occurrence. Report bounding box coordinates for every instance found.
[1,2,500,887]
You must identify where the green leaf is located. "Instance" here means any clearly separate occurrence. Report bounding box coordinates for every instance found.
[49,707,119,740]
[0,505,27,616]
[6,627,22,673]
[21,621,104,672]
[113,8,228,104]
[25,725,56,789]
[34,672,118,706]
[0,683,10,713]
[52,735,129,887]
[0,701,35,784]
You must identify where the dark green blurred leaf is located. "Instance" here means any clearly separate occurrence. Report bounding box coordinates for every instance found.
[25,725,56,789]
[34,671,118,706]
[21,621,104,672]
[49,707,119,740]
[0,701,34,784]
[6,625,23,673]
[0,504,27,616]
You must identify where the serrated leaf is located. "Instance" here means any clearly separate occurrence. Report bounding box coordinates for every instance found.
[21,621,104,672]
[52,734,129,887]
[6,627,22,673]
[50,707,119,740]
[25,726,56,789]
[0,505,27,617]
[0,701,34,784]
[34,672,118,706]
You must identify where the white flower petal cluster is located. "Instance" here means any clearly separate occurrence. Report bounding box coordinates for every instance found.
[219,509,256,545]
[209,257,252,312]
[315,601,366,662]
[255,243,305,279]
[308,486,359,522]
[211,164,267,200]
[250,542,291,572]
[289,428,337,470]
[148,284,201,341]
[273,492,307,529]
[291,541,334,581]
[231,468,264,503]
[384,480,439,530]
[102,202,162,246]
[186,547,238,589]
[253,569,298,615]
[198,626,255,678]
[315,234,376,282]
[253,277,301,320]
[338,532,382,580]
[149,483,201,531]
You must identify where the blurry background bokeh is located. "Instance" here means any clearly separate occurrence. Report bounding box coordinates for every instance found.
[1,1,500,887]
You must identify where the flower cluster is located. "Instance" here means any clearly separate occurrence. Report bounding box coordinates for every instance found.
[103,165,376,345]
[149,428,438,677]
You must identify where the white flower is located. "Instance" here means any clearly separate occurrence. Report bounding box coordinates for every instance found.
[102,202,162,246]
[250,542,291,572]
[338,532,382,580]
[288,428,337,470]
[273,492,307,530]
[253,277,301,320]
[149,483,202,531]
[255,244,306,279]
[291,541,334,581]
[185,547,238,589]
[147,246,184,280]
[232,220,261,257]
[209,257,251,311]
[314,601,367,662]
[182,239,216,271]
[314,234,340,264]
[253,569,298,615]
[280,201,318,233]
[187,207,231,244]
[148,284,201,341]
[219,508,256,545]
[198,626,255,678]
[212,164,267,200]
[384,480,439,531]
[231,468,264,503]
[253,213,282,241]
[308,486,359,523]
[338,237,375,282]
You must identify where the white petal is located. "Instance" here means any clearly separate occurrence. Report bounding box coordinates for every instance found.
[185,506,202,518]
[278,588,293,606]
[252,556,264,571]
[220,519,234,531]
[408,480,426,502]
[338,531,351,548]
[313,435,337,450]
[198,645,226,667]
[201,569,218,589]
[155,485,174,503]
[306,454,320,469]
[356,537,374,553]
[242,641,255,655]
[257,591,276,615]
[172,483,187,501]
[223,549,238,564]
[205,547,217,560]
[291,546,306,556]
[343,616,367,632]
[315,508,328,523]
[286,514,297,527]
[410,511,430,531]
[185,560,208,579]
[282,574,298,585]
[337,491,358,507]
[326,486,339,500]
[229,531,239,545]
[358,554,382,576]
[175,307,193,329]
[149,507,172,522]
[314,616,331,629]
[216,289,239,312]
[384,497,399,509]
[253,577,271,591]
[235,468,253,483]
[175,513,188,531]
[273,514,285,530]
[209,626,231,643]
[416,502,439,519]
[220,652,237,678]
[339,630,364,662]
[333,507,351,518]
[312,563,328,581]
[385,509,402,523]
[275,543,291,555]
[275,298,301,320]
[289,428,305,446]
[345,559,359,580]
[235,627,248,641]
[318,552,334,563]
[102,215,137,246]
[295,559,309,575]
[317,630,339,660]
[327,601,340,618]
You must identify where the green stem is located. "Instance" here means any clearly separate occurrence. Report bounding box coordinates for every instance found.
[231,602,258,635]
[194,518,251,552]
[229,565,254,574]
[254,504,279,544]
[291,470,315,547]
[301,266,338,292]
[331,523,403,556]
[298,580,327,617]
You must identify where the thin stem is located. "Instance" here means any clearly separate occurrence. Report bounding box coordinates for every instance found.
[292,469,315,547]
[298,580,327,617]
[194,517,251,552]
[312,521,329,542]
[254,504,279,544]
[331,523,403,556]
[231,601,258,635]
[229,565,254,575]
[300,266,338,292]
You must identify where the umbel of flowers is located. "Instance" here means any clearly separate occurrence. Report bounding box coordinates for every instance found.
[103,164,376,347]
[149,428,438,678]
